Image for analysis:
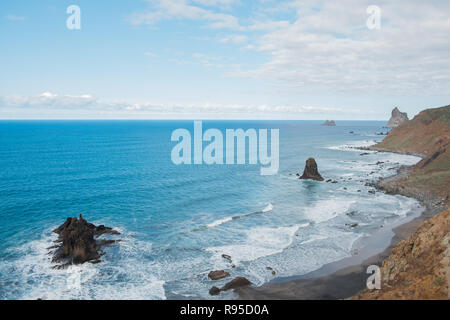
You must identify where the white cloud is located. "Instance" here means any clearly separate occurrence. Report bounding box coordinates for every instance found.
[128,0,450,95]
[229,0,450,94]
[220,34,247,44]
[6,14,26,21]
[128,0,241,29]
[0,92,376,119]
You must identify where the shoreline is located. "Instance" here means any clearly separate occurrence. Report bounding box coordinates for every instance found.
[237,149,447,300]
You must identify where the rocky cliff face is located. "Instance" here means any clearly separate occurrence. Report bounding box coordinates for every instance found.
[355,104,450,300]
[372,105,450,204]
[386,107,409,128]
[353,209,449,300]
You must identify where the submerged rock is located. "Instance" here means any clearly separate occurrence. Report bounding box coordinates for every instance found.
[208,270,231,280]
[221,254,232,263]
[50,214,120,268]
[386,107,408,128]
[299,158,324,181]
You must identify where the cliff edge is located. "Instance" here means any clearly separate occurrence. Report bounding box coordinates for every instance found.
[353,209,449,300]
[354,105,450,300]
[372,105,450,204]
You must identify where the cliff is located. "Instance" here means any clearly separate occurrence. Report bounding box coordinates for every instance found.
[354,105,450,300]
[353,209,449,300]
[386,107,409,128]
[372,105,450,204]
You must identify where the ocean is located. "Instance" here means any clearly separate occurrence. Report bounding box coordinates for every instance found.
[0,120,423,300]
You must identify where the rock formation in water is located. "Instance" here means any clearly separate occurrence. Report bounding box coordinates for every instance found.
[299,158,324,181]
[50,214,120,268]
[208,270,231,280]
[386,107,409,128]
[322,120,336,126]
[209,277,252,296]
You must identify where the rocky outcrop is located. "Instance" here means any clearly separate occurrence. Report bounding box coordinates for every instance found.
[371,105,450,204]
[386,107,408,128]
[299,158,324,181]
[208,270,231,280]
[50,215,120,268]
[353,105,450,300]
[322,120,336,126]
[353,209,449,300]
[209,277,252,296]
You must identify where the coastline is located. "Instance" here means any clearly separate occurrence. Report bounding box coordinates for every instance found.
[237,150,447,300]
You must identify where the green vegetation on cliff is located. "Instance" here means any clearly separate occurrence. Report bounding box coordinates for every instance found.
[373,105,450,203]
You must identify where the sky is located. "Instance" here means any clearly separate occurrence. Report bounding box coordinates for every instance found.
[1,0,449,120]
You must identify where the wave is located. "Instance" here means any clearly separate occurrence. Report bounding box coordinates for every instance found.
[206,217,233,228]
[262,203,274,213]
[0,228,167,300]
[206,225,299,266]
[326,139,378,152]
[306,199,356,224]
[204,203,274,229]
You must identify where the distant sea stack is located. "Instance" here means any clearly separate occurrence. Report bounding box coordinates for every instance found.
[299,158,324,181]
[386,107,408,128]
[322,120,336,126]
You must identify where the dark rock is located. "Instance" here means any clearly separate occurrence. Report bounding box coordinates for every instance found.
[322,120,336,126]
[51,214,120,267]
[209,286,221,296]
[360,153,370,156]
[346,223,358,228]
[208,270,231,280]
[221,277,252,291]
[368,190,376,194]
[299,158,324,181]
[222,254,232,263]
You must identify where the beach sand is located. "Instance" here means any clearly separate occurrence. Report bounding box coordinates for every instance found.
[237,201,443,300]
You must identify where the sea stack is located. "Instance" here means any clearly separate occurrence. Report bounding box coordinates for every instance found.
[386,107,408,128]
[299,158,324,181]
[322,120,336,126]
[50,214,120,268]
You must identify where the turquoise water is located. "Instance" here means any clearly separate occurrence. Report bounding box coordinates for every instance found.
[0,121,423,299]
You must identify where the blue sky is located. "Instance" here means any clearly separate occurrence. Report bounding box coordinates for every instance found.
[1,0,449,119]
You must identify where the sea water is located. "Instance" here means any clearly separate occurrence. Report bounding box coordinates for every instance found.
[0,120,423,299]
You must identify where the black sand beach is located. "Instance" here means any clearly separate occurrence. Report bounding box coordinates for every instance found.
[237,168,446,300]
